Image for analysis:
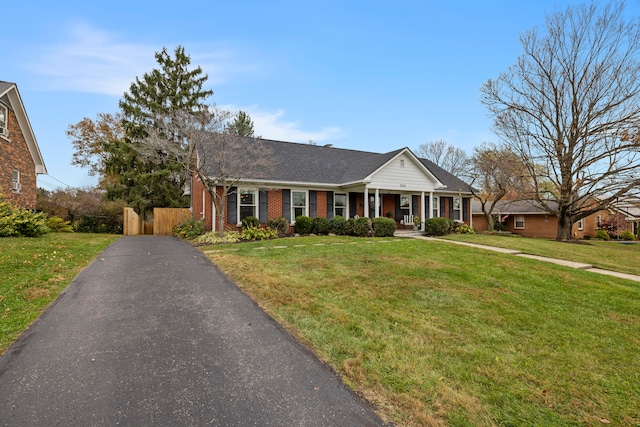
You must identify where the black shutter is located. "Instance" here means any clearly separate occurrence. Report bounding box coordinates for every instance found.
[440,197,446,218]
[349,192,357,218]
[412,195,419,218]
[227,187,237,224]
[309,190,317,218]
[462,198,469,222]
[425,195,430,217]
[395,195,402,221]
[449,197,454,219]
[282,189,291,222]
[326,192,334,220]
[259,190,268,224]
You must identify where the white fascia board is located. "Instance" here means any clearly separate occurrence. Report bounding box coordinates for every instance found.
[203,177,344,190]
[6,85,47,175]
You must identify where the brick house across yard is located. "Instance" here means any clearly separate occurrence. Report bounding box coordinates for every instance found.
[0,81,46,209]
[191,137,474,232]
[472,199,638,239]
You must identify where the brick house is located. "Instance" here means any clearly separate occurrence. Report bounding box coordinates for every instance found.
[191,137,473,232]
[0,81,47,209]
[472,199,637,239]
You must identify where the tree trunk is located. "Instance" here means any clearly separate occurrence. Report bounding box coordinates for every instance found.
[556,214,573,241]
[484,211,494,231]
[216,192,226,238]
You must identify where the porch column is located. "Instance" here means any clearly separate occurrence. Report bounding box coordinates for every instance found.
[375,188,380,218]
[429,191,434,218]
[364,187,369,218]
[421,191,426,231]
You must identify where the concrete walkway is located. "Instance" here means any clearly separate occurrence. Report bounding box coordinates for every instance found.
[405,235,640,282]
[0,236,387,426]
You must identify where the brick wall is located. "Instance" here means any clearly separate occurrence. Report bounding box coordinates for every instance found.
[268,189,283,220]
[0,107,37,208]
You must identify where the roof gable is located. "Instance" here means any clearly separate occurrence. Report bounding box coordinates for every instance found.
[0,81,47,174]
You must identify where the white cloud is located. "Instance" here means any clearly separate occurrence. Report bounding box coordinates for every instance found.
[243,107,343,143]
[26,22,156,96]
[25,22,253,97]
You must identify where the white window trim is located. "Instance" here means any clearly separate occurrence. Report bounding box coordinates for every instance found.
[597,215,602,229]
[453,197,462,222]
[334,193,347,218]
[11,169,21,193]
[400,194,411,215]
[514,215,525,230]
[238,188,259,225]
[432,196,439,218]
[291,190,308,222]
[577,218,584,230]
[0,104,8,138]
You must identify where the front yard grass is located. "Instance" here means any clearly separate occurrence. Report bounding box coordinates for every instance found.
[440,233,640,276]
[205,236,640,426]
[0,233,119,354]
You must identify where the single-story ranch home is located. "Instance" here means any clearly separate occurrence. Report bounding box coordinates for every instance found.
[472,199,639,239]
[190,137,474,232]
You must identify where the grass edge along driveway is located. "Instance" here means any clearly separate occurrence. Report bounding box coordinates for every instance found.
[205,236,640,427]
[0,233,120,354]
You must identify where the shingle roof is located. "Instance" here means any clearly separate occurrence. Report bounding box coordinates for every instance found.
[471,199,559,214]
[199,135,472,193]
[0,81,15,95]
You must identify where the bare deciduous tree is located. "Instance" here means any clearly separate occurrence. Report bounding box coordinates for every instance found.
[138,105,273,236]
[481,1,640,241]
[415,140,469,177]
[466,142,533,231]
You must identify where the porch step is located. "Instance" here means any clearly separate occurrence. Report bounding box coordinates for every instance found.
[394,230,426,237]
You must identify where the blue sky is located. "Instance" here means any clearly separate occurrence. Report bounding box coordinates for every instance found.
[5,0,639,189]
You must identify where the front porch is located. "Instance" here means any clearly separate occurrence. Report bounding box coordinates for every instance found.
[346,190,471,231]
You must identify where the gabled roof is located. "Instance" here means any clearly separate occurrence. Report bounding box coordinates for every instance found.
[472,199,559,214]
[198,136,472,192]
[0,81,47,175]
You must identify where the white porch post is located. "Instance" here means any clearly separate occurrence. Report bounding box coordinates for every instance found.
[375,188,380,218]
[364,187,369,218]
[429,191,434,219]
[421,191,426,231]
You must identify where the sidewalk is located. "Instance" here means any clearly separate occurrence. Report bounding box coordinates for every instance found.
[400,234,640,283]
[0,236,387,426]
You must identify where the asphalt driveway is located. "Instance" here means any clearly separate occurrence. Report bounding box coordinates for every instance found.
[0,236,387,426]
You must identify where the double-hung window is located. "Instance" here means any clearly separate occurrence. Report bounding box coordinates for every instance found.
[453,197,462,221]
[400,195,410,215]
[577,218,584,230]
[432,196,439,218]
[292,191,307,219]
[334,193,347,218]
[515,215,525,229]
[239,189,257,221]
[0,104,7,137]
[11,169,20,193]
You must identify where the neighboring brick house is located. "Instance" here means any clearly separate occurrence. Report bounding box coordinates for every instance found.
[472,199,637,239]
[191,137,474,232]
[0,81,46,209]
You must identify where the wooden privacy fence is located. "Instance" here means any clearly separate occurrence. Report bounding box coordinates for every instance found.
[123,207,191,236]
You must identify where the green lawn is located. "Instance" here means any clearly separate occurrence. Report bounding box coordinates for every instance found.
[439,234,640,276]
[205,236,640,427]
[0,233,119,354]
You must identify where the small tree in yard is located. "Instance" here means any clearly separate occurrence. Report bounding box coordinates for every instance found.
[481,2,640,241]
[466,142,534,231]
[137,106,273,237]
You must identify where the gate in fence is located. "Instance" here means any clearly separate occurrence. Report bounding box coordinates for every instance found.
[123,207,191,236]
